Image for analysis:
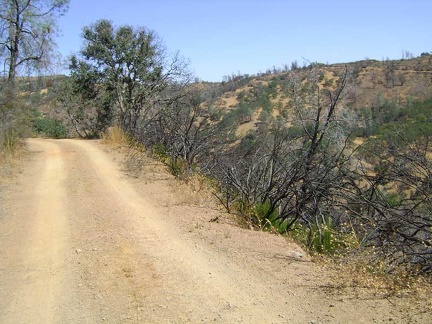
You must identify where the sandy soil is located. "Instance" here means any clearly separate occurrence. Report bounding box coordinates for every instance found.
[0,138,430,323]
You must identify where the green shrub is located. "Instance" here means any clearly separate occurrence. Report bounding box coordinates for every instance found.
[252,200,289,234]
[150,144,186,177]
[288,216,359,255]
[33,116,68,138]
[165,156,187,177]
[309,217,335,253]
[151,143,169,160]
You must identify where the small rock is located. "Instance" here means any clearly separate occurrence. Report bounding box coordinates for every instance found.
[290,251,304,258]
[75,249,82,254]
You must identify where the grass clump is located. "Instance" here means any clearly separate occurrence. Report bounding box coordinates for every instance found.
[101,126,131,146]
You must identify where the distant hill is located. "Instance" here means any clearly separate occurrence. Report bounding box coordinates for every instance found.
[200,54,432,135]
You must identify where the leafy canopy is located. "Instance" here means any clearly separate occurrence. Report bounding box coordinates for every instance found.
[62,19,191,137]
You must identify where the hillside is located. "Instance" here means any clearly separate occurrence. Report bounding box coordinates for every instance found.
[201,54,432,135]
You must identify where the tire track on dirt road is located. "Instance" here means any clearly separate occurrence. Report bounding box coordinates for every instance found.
[1,139,290,323]
[0,139,68,323]
[66,139,290,323]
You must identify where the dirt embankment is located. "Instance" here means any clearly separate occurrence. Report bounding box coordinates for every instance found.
[0,138,429,323]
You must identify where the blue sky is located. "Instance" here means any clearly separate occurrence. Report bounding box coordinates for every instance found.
[56,0,431,81]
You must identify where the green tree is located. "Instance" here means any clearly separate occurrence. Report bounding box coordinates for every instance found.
[56,62,112,138]
[0,0,69,82]
[66,20,192,136]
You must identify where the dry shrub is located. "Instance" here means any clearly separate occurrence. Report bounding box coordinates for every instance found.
[101,126,130,146]
[101,126,221,209]
[326,250,432,301]
[101,126,152,179]
[124,147,170,181]
[123,146,147,178]
[171,173,218,207]
[0,140,27,185]
[110,139,169,183]
[1,84,29,154]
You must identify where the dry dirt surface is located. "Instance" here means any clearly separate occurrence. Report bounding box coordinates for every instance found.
[0,138,430,323]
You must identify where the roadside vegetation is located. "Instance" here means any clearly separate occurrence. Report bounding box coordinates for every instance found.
[1,0,70,154]
[59,20,431,281]
[1,1,431,290]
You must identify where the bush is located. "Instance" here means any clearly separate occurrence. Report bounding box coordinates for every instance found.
[101,126,131,146]
[1,129,20,154]
[32,116,68,138]
[0,83,29,153]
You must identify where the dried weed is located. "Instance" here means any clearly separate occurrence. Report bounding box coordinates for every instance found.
[0,140,27,183]
[323,251,432,304]
[101,126,130,147]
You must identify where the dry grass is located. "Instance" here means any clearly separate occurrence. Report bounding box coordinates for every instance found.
[322,251,432,304]
[170,173,218,208]
[313,254,432,322]
[223,96,238,108]
[0,140,27,185]
[101,130,220,209]
[101,126,131,146]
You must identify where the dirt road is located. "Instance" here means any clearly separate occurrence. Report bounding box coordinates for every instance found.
[0,138,429,323]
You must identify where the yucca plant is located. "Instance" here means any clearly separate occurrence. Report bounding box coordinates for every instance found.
[253,200,290,234]
[309,216,338,253]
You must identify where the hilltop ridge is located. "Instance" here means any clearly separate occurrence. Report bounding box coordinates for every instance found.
[192,54,432,135]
